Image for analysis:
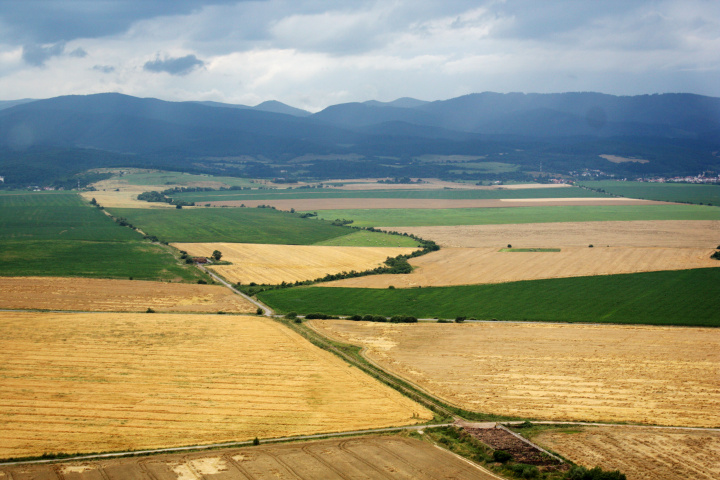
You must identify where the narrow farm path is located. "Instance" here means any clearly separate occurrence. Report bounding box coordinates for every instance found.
[196,264,274,316]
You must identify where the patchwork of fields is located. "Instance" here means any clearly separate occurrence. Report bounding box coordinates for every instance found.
[0,277,255,313]
[311,321,720,427]
[173,243,419,285]
[0,312,431,458]
[531,426,720,480]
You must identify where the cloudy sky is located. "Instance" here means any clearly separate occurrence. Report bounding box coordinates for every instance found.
[0,0,718,111]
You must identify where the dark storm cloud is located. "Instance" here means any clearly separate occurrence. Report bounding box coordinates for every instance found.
[144,54,205,75]
[21,42,65,66]
[0,0,244,44]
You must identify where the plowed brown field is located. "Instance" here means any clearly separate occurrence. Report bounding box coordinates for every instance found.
[311,321,720,427]
[172,243,418,285]
[391,220,720,248]
[0,436,498,480]
[0,277,255,313]
[0,312,431,458]
[207,197,659,209]
[323,246,718,288]
[531,426,720,480]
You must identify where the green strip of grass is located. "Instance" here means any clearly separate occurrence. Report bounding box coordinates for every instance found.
[312,229,421,247]
[308,204,720,227]
[579,181,720,205]
[107,207,355,244]
[258,268,720,327]
[172,186,607,202]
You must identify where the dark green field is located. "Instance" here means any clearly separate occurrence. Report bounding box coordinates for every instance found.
[108,207,364,244]
[0,191,206,281]
[310,204,720,227]
[258,268,720,327]
[579,181,720,205]
[170,185,607,203]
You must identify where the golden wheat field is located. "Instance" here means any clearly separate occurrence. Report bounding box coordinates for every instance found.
[311,321,720,427]
[531,426,720,480]
[0,312,431,458]
[323,246,718,288]
[390,220,720,248]
[0,277,255,313]
[0,436,497,480]
[172,243,418,285]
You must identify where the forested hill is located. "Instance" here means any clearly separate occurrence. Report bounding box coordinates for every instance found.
[0,91,719,185]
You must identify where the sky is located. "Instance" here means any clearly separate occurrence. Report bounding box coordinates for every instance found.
[0,0,718,111]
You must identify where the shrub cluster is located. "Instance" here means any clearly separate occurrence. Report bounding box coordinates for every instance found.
[304,312,339,320]
[138,190,195,207]
[566,466,626,480]
[347,314,417,323]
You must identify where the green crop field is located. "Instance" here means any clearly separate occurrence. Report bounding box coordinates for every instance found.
[170,185,607,203]
[0,191,206,281]
[258,268,720,327]
[578,181,720,205]
[309,204,720,227]
[108,207,362,244]
[118,171,255,187]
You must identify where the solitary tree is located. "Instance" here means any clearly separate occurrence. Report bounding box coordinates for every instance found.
[212,250,222,261]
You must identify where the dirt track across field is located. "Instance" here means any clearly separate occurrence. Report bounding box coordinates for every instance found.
[531,426,720,480]
[0,277,256,313]
[391,220,720,248]
[312,321,720,428]
[207,197,662,210]
[323,246,718,288]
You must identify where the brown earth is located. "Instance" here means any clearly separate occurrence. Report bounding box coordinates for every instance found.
[531,426,720,480]
[311,321,720,427]
[0,436,498,480]
[0,277,255,313]
[206,197,661,210]
[172,243,418,285]
[323,246,718,288]
[465,427,563,467]
[0,312,431,458]
[392,220,720,248]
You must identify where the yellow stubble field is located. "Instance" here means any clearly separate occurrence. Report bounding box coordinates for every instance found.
[323,246,718,288]
[0,277,255,313]
[311,321,720,427]
[172,243,418,285]
[531,426,720,480]
[0,312,431,458]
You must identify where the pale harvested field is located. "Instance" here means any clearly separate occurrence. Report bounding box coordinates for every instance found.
[323,246,718,288]
[172,243,418,285]
[0,277,255,313]
[207,197,660,210]
[0,436,497,480]
[393,220,720,248]
[311,321,720,427]
[532,426,720,480]
[600,154,650,164]
[0,312,431,458]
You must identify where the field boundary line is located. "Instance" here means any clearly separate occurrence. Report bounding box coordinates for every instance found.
[502,421,720,432]
[196,264,274,316]
[495,424,565,463]
[0,424,452,467]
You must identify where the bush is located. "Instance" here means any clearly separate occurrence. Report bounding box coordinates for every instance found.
[146,308,155,313]
[566,466,626,480]
[294,318,302,324]
[253,437,260,446]
[197,279,207,284]
[437,319,452,323]
[285,311,298,319]
[256,307,263,315]
[363,314,374,321]
[712,250,720,260]
[390,315,418,323]
[455,316,466,323]
[511,464,539,478]
[493,450,512,463]
[348,315,363,321]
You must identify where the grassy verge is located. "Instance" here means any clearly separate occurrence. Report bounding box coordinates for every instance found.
[259,268,720,326]
[308,204,720,227]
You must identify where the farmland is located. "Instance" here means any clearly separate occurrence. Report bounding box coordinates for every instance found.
[0,277,255,313]
[530,426,720,480]
[395,220,720,248]
[0,312,431,458]
[324,246,719,288]
[311,321,720,427]
[579,180,720,205]
[108,207,364,244]
[309,204,720,227]
[0,191,204,281]
[0,435,497,480]
[173,243,419,285]
[259,268,720,326]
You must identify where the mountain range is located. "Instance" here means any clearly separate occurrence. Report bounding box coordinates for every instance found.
[0,91,718,185]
